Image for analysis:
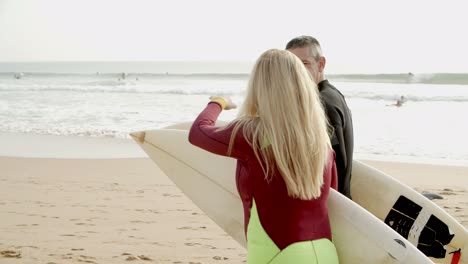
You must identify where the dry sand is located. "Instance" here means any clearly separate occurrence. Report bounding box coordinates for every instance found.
[0,157,246,264]
[0,152,466,263]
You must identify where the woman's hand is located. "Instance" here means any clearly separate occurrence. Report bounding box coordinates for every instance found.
[209,96,237,110]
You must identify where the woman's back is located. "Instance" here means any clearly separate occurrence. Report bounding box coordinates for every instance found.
[189,49,339,263]
[189,108,337,247]
[242,146,337,249]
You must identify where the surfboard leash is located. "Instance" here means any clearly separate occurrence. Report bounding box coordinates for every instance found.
[450,248,461,264]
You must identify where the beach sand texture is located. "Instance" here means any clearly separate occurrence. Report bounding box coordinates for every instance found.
[0,140,467,263]
[0,157,246,263]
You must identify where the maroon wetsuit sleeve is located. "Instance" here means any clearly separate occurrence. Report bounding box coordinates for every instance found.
[188,102,250,161]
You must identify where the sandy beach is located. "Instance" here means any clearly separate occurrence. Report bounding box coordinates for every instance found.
[0,135,467,263]
[0,157,246,264]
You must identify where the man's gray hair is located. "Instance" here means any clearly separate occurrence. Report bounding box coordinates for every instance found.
[285,35,323,60]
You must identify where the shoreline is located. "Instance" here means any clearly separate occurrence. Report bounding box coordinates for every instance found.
[1,132,467,166]
[0,133,146,159]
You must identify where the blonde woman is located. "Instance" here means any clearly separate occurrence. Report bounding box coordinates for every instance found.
[189,49,339,263]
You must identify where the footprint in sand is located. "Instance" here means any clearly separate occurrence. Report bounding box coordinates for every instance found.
[61,253,97,263]
[162,193,182,198]
[184,242,201,246]
[0,250,22,258]
[130,220,156,224]
[177,226,207,230]
[122,253,152,261]
[439,191,456,196]
[184,242,217,249]
[75,223,96,226]
[137,255,152,261]
[77,255,97,263]
[213,256,229,260]
[206,245,217,249]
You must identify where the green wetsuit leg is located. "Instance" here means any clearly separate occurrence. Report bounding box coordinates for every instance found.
[247,200,339,264]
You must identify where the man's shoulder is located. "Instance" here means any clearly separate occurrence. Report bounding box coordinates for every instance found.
[319,80,346,104]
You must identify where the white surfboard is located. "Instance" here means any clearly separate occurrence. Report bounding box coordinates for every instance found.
[352,161,467,264]
[131,125,435,263]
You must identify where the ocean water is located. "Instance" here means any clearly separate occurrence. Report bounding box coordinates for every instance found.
[1,62,468,165]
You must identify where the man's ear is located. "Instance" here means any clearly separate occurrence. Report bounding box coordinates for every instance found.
[319,56,326,72]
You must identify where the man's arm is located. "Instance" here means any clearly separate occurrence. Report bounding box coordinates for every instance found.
[324,103,348,192]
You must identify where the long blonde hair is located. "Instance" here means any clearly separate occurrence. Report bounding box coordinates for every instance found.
[229,49,331,200]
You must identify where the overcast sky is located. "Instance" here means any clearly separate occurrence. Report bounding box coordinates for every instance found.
[0,0,467,73]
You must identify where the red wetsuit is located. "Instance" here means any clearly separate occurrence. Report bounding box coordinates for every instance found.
[189,102,338,250]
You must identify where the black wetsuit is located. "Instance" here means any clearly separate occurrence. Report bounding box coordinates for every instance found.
[318,80,354,199]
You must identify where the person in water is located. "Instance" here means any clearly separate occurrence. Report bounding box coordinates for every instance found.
[387,95,406,107]
[286,35,354,199]
[189,49,339,264]
[395,95,406,107]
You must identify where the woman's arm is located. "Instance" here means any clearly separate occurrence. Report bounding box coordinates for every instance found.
[189,101,250,161]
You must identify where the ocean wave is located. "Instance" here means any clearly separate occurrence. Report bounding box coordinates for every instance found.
[3,72,468,84]
[2,84,467,101]
[1,127,129,139]
[0,72,249,79]
[0,84,243,96]
[329,73,468,85]
[345,93,468,102]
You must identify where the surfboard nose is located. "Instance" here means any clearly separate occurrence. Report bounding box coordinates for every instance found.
[130,131,146,144]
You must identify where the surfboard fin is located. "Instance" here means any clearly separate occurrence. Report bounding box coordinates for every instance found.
[130,131,146,144]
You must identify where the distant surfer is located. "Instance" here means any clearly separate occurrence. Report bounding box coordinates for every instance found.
[388,95,406,107]
[189,50,339,263]
[14,72,24,79]
[407,72,416,83]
